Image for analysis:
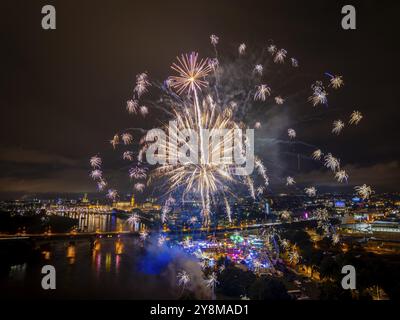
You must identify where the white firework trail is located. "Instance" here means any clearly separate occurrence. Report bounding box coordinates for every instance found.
[267,44,277,55]
[312,149,323,160]
[134,72,150,97]
[355,184,373,199]
[126,99,139,114]
[127,213,140,227]
[90,155,102,169]
[210,34,219,46]
[123,151,134,161]
[253,64,263,75]
[309,81,328,106]
[139,229,148,241]
[106,189,118,200]
[177,270,190,288]
[286,176,295,186]
[90,169,102,180]
[97,179,107,191]
[324,153,340,172]
[238,43,246,55]
[274,49,287,63]
[158,234,167,246]
[288,128,296,139]
[139,106,149,116]
[129,167,147,179]
[254,84,271,101]
[332,120,345,135]
[335,170,349,183]
[329,75,344,89]
[121,133,133,145]
[349,110,363,125]
[110,134,120,149]
[134,183,145,192]
[305,186,317,197]
[275,96,284,105]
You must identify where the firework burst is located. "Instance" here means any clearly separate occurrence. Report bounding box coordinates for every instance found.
[355,184,373,199]
[332,120,345,135]
[305,187,317,197]
[89,35,366,228]
[169,52,212,95]
[349,110,363,125]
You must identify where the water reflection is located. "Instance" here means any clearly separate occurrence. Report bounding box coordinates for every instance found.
[58,212,144,233]
[66,242,76,264]
[1,236,209,299]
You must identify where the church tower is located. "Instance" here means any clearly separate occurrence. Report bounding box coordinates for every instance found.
[130,194,135,208]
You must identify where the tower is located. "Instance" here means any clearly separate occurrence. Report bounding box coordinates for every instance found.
[130,194,135,208]
[82,193,89,203]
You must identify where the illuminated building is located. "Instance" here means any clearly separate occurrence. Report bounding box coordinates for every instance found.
[113,194,136,211]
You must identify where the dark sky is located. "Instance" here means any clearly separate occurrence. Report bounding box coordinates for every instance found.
[1,0,399,199]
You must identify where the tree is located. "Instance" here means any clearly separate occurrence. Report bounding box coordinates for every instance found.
[217,266,256,298]
[248,276,291,300]
[319,256,340,280]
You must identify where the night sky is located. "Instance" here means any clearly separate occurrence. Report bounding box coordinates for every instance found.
[1,0,399,199]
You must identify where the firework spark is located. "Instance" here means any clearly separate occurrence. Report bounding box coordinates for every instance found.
[134,72,150,97]
[254,84,271,101]
[139,230,148,241]
[158,234,167,246]
[267,44,277,55]
[123,151,134,161]
[129,166,147,179]
[169,52,212,95]
[349,110,363,125]
[126,99,139,114]
[121,133,133,145]
[309,82,328,106]
[332,120,345,135]
[90,155,102,169]
[90,169,102,180]
[134,182,145,192]
[305,187,317,197]
[177,271,190,289]
[355,184,373,199]
[280,210,291,221]
[127,213,140,227]
[139,106,149,116]
[324,153,340,172]
[335,170,349,183]
[332,233,340,244]
[291,58,299,67]
[253,64,263,75]
[288,128,296,139]
[110,134,120,149]
[288,249,300,264]
[106,189,118,200]
[97,179,107,191]
[275,96,284,105]
[274,49,287,63]
[312,149,323,160]
[210,34,219,46]
[329,75,344,89]
[286,176,296,186]
[238,43,246,55]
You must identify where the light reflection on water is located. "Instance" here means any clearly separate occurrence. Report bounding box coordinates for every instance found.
[58,212,144,233]
[0,236,209,299]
